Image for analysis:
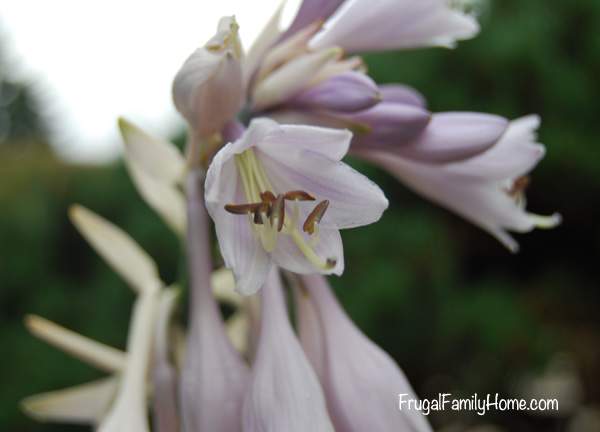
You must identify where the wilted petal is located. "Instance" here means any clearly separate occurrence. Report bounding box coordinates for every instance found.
[242,268,334,432]
[21,378,118,425]
[290,71,381,112]
[118,118,185,184]
[380,84,427,108]
[173,16,244,136]
[355,116,561,251]
[98,292,159,432]
[310,0,479,52]
[299,274,433,432]
[126,162,186,236]
[24,315,126,373]
[152,288,180,432]
[69,205,162,294]
[252,48,342,110]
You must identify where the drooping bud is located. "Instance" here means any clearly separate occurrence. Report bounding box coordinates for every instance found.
[173,16,244,139]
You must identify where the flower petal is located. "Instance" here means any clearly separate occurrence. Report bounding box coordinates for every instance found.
[283,0,345,39]
[21,378,118,425]
[245,3,285,84]
[258,146,389,229]
[299,275,434,432]
[379,84,427,108]
[272,227,344,275]
[118,118,185,185]
[25,315,126,373]
[310,0,479,53]
[205,141,273,295]
[242,268,334,432]
[69,205,161,295]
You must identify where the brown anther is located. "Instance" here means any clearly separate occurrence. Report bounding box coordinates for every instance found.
[303,200,329,234]
[269,194,286,232]
[507,176,530,197]
[225,203,262,215]
[260,191,277,204]
[325,258,337,269]
[284,190,316,201]
[252,203,270,224]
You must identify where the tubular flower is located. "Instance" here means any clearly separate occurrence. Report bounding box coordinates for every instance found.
[297,274,433,432]
[355,115,561,251]
[242,268,334,432]
[205,118,388,294]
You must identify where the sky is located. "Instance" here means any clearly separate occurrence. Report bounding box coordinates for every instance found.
[0,0,299,162]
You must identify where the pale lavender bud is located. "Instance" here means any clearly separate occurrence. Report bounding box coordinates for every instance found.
[393,112,509,163]
[347,101,432,144]
[298,274,433,432]
[379,84,427,108]
[242,269,334,432]
[290,71,381,113]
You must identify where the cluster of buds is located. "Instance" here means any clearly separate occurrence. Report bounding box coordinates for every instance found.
[23,0,559,431]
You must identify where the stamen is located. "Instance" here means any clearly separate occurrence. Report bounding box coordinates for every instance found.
[284,191,316,201]
[225,203,263,215]
[303,200,329,235]
[260,191,277,204]
[270,194,285,232]
[507,176,530,198]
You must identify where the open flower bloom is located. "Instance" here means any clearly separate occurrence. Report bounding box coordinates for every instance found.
[297,274,433,431]
[355,115,561,251]
[205,118,388,294]
[242,268,334,431]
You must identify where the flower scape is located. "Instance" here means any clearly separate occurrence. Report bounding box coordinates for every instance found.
[21,1,560,431]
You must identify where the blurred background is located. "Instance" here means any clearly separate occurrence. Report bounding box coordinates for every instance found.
[1,0,599,431]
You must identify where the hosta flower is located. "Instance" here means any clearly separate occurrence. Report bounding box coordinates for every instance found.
[297,274,433,432]
[355,115,561,251]
[205,118,388,294]
[242,268,334,431]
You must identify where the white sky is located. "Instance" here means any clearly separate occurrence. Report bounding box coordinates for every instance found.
[0,0,299,162]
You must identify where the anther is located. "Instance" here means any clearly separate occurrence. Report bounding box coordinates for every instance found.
[225,203,263,215]
[303,200,329,234]
[270,194,285,232]
[260,191,277,204]
[507,176,530,198]
[325,258,337,269]
[284,191,316,201]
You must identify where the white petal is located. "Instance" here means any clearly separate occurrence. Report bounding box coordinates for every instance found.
[300,275,433,432]
[272,227,344,275]
[258,147,388,229]
[252,48,342,110]
[118,118,185,185]
[69,205,161,294]
[98,292,159,432]
[211,267,241,306]
[205,143,273,295]
[21,378,118,425]
[126,161,186,236]
[25,315,126,373]
[242,269,334,432]
[310,0,479,53]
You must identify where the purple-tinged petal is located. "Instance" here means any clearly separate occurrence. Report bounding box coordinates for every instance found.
[298,274,434,432]
[346,102,432,145]
[354,116,561,252]
[242,269,334,432]
[272,227,344,276]
[379,84,427,108]
[180,170,250,432]
[391,112,509,163]
[173,17,244,137]
[283,0,346,40]
[290,71,381,112]
[310,0,479,53]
